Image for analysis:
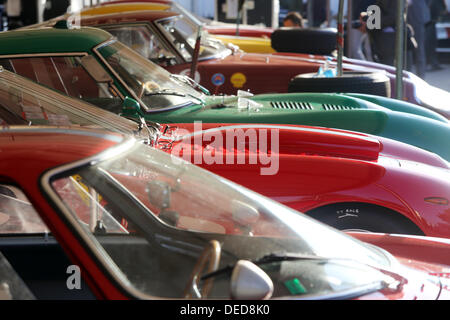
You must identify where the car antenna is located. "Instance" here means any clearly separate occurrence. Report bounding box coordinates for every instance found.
[190,25,202,80]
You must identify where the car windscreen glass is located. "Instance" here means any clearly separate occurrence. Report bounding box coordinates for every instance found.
[102,25,177,67]
[0,70,140,135]
[0,56,115,104]
[0,185,48,234]
[49,142,393,299]
[156,15,231,62]
[97,40,203,111]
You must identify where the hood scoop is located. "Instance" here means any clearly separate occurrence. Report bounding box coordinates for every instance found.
[270,101,314,110]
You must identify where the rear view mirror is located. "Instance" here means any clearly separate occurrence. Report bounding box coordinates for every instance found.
[121,97,141,116]
[80,55,113,83]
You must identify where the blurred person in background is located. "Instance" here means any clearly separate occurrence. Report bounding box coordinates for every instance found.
[312,0,327,27]
[360,0,418,70]
[426,0,447,70]
[44,0,70,21]
[361,0,399,66]
[283,11,304,27]
[407,0,431,79]
[302,0,327,27]
[349,0,376,60]
[6,0,21,29]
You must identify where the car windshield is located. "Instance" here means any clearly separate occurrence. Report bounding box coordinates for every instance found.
[170,2,218,27]
[0,68,143,137]
[97,40,204,111]
[156,14,231,62]
[49,140,395,299]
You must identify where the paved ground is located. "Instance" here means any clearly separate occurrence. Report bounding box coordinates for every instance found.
[424,63,450,92]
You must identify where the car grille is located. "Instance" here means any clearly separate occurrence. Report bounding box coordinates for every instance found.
[322,104,357,111]
[270,101,314,110]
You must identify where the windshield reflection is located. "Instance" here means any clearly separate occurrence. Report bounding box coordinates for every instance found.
[97,40,204,111]
[156,15,231,62]
[50,141,393,299]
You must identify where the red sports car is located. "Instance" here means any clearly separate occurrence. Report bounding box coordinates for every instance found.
[0,67,448,238]
[0,127,449,300]
[155,122,450,238]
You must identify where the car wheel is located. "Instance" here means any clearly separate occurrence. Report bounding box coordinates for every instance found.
[288,71,391,97]
[271,28,337,55]
[305,203,424,235]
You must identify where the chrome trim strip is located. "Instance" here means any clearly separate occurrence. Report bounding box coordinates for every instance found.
[0,52,88,59]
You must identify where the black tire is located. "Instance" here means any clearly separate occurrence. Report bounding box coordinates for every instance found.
[305,203,425,235]
[288,71,391,97]
[271,28,337,55]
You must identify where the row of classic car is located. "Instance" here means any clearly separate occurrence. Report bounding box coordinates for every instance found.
[0,0,449,301]
[26,1,450,119]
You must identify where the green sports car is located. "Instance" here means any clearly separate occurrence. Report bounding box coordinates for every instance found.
[0,24,449,161]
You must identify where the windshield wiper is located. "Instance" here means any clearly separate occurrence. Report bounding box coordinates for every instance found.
[144,89,187,97]
[201,251,401,295]
[201,252,335,281]
[170,74,210,96]
[146,88,205,105]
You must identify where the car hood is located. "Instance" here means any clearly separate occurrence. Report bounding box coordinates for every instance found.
[158,122,449,170]
[349,232,450,300]
[144,93,450,162]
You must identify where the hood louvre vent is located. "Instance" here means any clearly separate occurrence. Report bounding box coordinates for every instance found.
[270,101,313,110]
[322,104,357,111]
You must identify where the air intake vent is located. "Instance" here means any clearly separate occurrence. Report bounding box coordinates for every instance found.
[271,101,313,110]
[322,104,356,111]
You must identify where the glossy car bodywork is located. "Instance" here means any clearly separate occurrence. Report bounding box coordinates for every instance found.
[98,0,277,53]
[0,127,449,300]
[98,0,276,38]
[156,122,450,238]
[79,10,450,118]
[0,26,449,162]
[26,3,450,118]
[0,68,448,238]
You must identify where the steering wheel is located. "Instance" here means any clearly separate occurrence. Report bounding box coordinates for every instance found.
[183,240,221,299]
